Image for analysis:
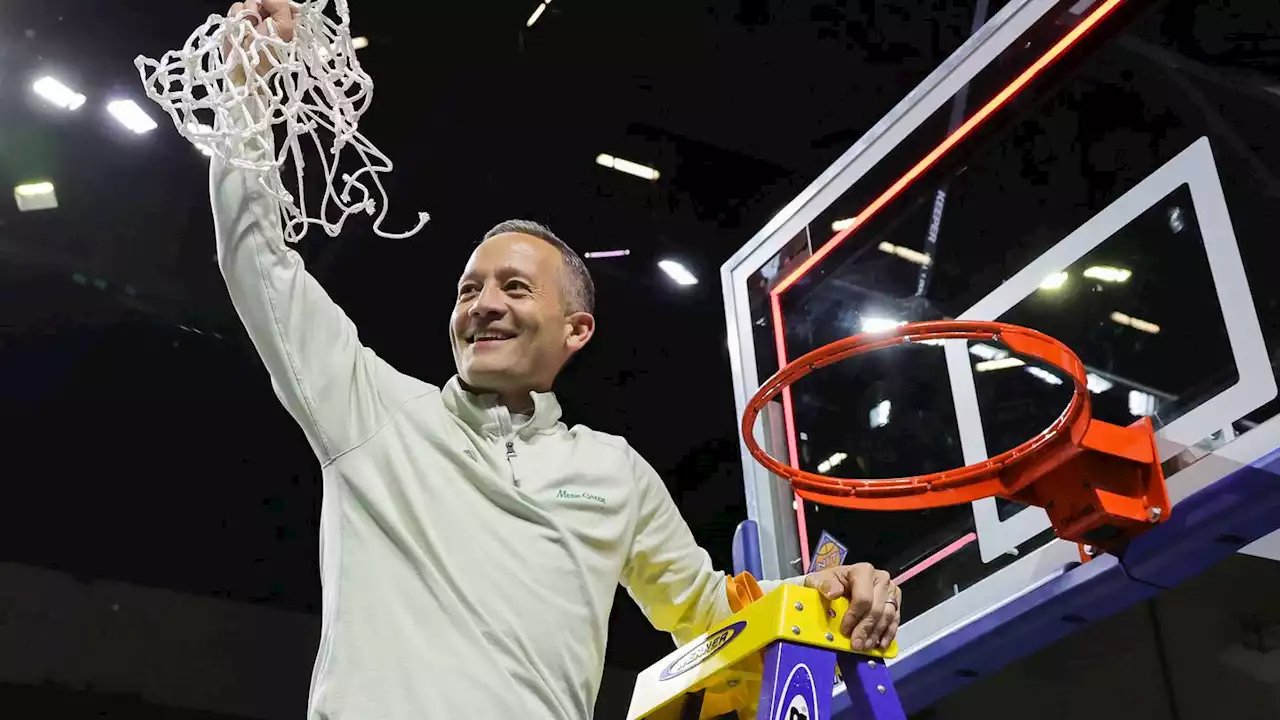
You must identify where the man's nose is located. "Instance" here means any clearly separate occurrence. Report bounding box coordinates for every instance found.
[467,284,505,318]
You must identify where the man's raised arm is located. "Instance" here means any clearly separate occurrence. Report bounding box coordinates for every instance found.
[207,1,419,462]
[211,124,413,463]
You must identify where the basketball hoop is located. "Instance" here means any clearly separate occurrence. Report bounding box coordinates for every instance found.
[742,321,1170,552]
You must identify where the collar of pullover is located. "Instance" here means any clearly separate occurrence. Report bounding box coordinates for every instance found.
[443,376,563,439]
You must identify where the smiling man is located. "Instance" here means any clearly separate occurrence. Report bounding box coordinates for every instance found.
[450,221,596,413]
[211,2,901,719]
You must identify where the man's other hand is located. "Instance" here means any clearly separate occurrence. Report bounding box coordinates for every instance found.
[804,563,901,652]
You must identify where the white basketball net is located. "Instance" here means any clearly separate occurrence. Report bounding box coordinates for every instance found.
[134,0,428,244]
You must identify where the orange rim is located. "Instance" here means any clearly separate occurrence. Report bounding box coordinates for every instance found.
[742,321,1093,511]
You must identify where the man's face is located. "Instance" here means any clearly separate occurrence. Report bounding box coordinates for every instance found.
[450,233,594,399]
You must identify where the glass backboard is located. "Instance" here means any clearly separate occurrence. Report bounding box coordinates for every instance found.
[722,0,1280,652]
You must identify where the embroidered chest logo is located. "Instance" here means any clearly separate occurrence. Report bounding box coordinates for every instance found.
[462,448,479,462]
[555,488,608,505]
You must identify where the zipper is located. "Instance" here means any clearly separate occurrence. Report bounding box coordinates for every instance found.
[507,440,520,487]
[495,406,520,487]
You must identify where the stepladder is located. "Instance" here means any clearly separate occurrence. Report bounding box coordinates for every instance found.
[627,579,906,720]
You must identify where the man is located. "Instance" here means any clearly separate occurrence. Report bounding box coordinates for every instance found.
[214,2,901,718]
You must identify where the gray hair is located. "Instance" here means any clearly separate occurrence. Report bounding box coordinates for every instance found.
[482,220,596,315]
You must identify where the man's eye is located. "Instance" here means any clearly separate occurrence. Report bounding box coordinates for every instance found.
[505,281,530,293]
[458,286,479,298]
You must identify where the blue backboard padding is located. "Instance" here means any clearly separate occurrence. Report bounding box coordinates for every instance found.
[828,445,1280,718]
[732,519,763,579]
[1120,446,1280,589]
[872,553,1157,716]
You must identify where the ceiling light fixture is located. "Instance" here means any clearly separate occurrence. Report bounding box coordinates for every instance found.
[1111,311,1160,334]
[877,241,931,266]
[107,99,158,134]
[869,400,891,429]
[596,153,660,181]
[1025,366,1064,385]
[186,123,215,157]
[1086,373,1114,394]
[975,357,1025,372]
[658,260,698,286]
[969,343,1009,361]
[526,2,547,27]
[832,217,857,232]
[14,181,58,212]
[817,451,848,474]
[33,76,86,110]
[1083,265,1132,283]
[860,317,906,333]
[1129,390,1156,417]
[351,36,369,49]
[1039,271,1069,290]
[15,181,54,197]
[584,249,630,259]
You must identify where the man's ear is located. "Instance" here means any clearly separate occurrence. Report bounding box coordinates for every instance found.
[565,311,596,353]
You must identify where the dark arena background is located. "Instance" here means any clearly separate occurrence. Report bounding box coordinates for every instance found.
[1,2,1278,719]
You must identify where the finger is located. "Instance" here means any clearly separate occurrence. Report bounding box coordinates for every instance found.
[230,2,262,36]
[806,571,848,601]
[225,4,247,57]
[839,564,876,638]
[880,617,900,650]
[868,582,898,649]
[849,572,889,651]
[261,0,295,40]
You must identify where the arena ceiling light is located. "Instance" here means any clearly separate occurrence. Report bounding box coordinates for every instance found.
[526,2,548,27]
[1086,373,1114,394]
[1083,265,1132,283]
[1025,366,1064,386]
[869,400,891,429]
[107,99,158,134]
[14,181,58,212]
[1128,390,1156,417]
[1039,271,1069,290]
[351,36,369,49]
[969,343,1008,361]
[831,217,857,232]
[596,153,660,181]
[186,123,215,156]
[658,260,698,286]
[877,241,931,266]
[32,76,86,110]
[975,357,1025,372]
[584,249,630,259]
[1111,311,1160,334]
[817,451,848,474]
[860,317,906,333]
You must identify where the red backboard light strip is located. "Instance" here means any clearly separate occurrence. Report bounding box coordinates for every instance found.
[893,533,978,586]
[771,0,1124,297]
[761,0,1124,578]
[768,295,812,571]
